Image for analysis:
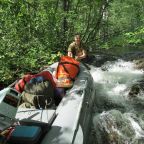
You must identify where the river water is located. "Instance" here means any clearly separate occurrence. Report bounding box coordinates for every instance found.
[89,59,144,144]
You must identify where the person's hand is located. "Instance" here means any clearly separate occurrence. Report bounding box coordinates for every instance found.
[75,56,79,60]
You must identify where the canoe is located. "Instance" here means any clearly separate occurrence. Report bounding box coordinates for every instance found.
[0,63,95,144]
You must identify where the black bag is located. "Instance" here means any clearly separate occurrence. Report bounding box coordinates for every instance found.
[22,80,54,109]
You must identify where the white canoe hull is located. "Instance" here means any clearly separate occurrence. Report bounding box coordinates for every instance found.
[41,63,95,144]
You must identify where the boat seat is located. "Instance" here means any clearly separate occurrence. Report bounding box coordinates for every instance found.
[15,108,56,135]
[15,108,56,125]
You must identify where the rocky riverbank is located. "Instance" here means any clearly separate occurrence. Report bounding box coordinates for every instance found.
[121,51,144,70]
[133,58,144,70]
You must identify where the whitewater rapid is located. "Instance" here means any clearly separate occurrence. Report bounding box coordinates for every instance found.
[89,59,144,144]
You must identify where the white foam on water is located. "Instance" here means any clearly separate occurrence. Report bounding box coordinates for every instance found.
[127,115,144,138]
[91,60,143,97]
[89,59,144,143]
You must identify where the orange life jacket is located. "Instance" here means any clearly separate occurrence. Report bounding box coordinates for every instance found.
[55,56,80,87]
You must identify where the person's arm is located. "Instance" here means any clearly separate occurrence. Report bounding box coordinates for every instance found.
[68,51,73,57]
[75,49,87,60]
[67,43,74,57]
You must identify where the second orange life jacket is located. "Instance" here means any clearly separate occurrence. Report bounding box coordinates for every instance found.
[55,56,80,87]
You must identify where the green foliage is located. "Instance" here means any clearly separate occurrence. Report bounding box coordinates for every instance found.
[104,26,144,48]
[124,27,144,44]
[0,0,64,85]
[101,42,110,49]
[99,0,144,49]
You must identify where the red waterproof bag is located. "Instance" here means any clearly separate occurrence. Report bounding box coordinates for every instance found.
[15,74,34,93]
[15,70,56,93]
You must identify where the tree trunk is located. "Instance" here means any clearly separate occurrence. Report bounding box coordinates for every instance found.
[62,0,70,49]
[85,0,109,44]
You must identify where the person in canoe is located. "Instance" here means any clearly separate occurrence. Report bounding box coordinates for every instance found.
[68,34,91,70]
[67,34,87,61]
